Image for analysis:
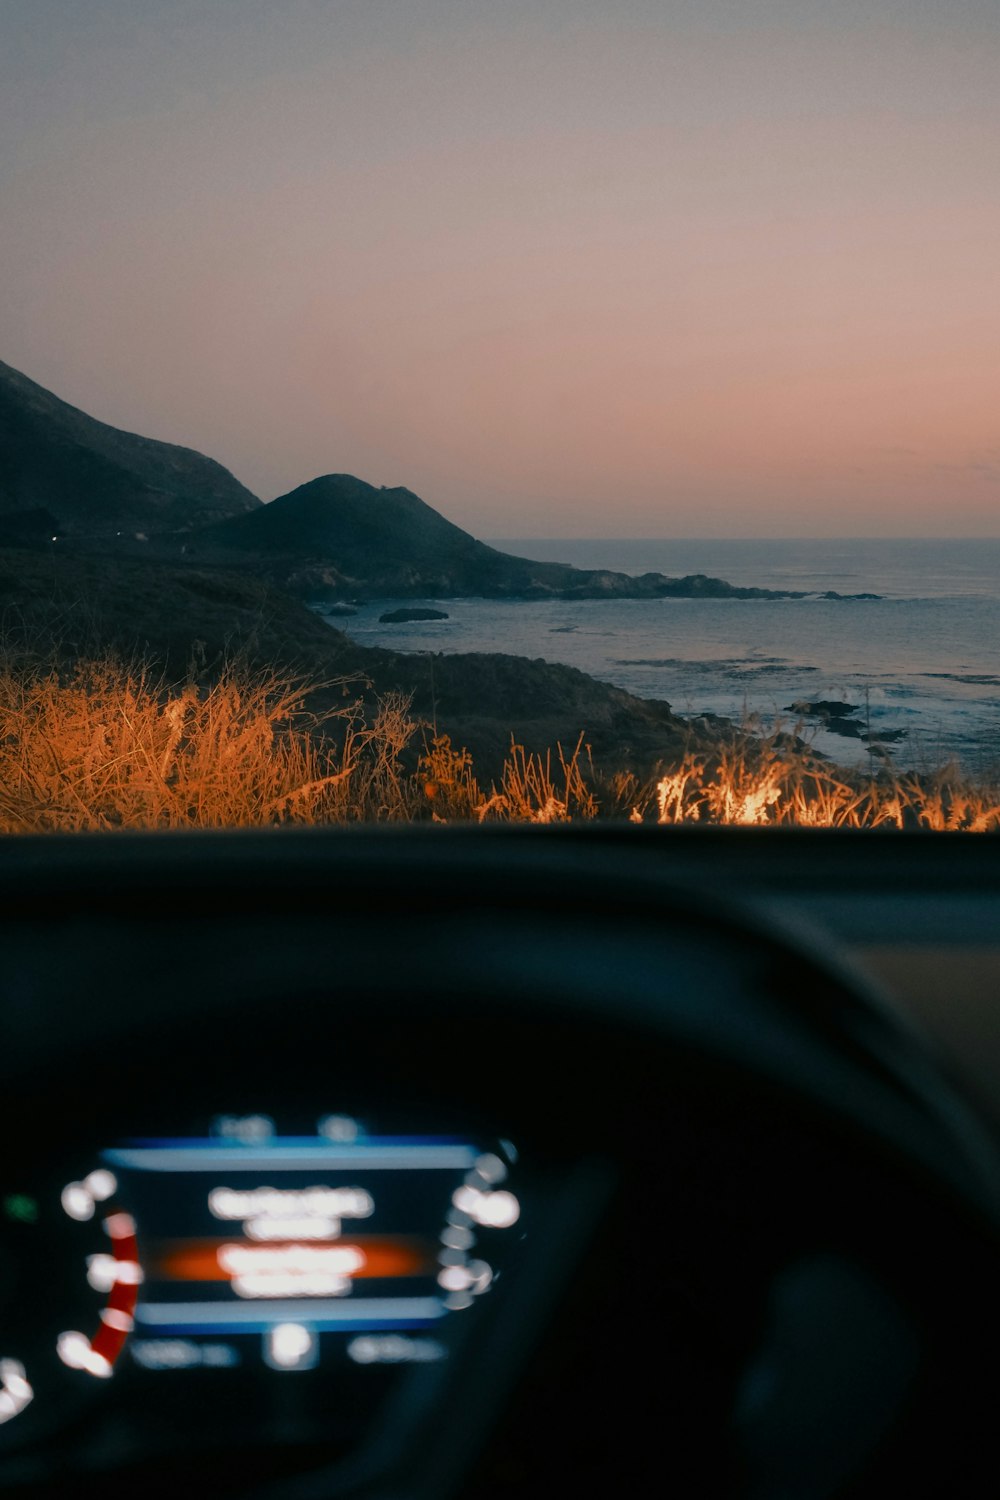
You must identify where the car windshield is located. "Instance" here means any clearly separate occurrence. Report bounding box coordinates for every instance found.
[5,14,1000,1497]
[0,0,997,834]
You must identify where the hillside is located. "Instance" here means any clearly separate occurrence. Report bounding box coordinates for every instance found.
[0,364,878,603]
[0,359,261,540]
[195,473,584,598]
[194,472,874,603]
[0,546,695,778]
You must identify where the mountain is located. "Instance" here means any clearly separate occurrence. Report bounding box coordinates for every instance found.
[194,472,877,602]
[196,473,582,597]
[0,361,878,604]
[0,359,261,539]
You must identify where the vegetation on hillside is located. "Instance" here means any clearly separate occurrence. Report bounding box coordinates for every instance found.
[1,653,997,834]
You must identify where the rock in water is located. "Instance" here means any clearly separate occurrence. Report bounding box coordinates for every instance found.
[378,607,450,623]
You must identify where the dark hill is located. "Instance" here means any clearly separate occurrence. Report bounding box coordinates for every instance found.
[197,474,575,598]
[0,363,878,602]
[0,359,261,539]
[196,473,875,603]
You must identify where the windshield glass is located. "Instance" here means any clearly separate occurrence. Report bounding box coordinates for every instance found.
[1,1,997,833]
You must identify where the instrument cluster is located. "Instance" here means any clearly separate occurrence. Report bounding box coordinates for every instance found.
[0,1109,535,1493]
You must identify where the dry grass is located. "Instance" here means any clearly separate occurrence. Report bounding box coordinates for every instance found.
[0,653,997,833]
[418,731,598,823]
[652,736,1000,831]
[0,653,412,832]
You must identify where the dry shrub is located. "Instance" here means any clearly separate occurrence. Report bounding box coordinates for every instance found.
[0,653,423,832]
[417,731,599,824]
[576,763,654,823]
[489,735,599,824]
[419,733,484,822]
[346,690,425,822]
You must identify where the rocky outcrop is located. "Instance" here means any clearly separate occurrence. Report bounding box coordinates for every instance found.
[785,699,907,748]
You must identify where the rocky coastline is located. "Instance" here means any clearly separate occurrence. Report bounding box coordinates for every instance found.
[0,357,882,781]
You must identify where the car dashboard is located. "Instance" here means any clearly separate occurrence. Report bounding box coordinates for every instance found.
[1,826,999,1499]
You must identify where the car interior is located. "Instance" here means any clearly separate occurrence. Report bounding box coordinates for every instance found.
[1,824,998,1498]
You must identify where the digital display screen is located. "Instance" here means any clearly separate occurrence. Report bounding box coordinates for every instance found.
[51,1117,523,1382]
[0,1105,541,1498]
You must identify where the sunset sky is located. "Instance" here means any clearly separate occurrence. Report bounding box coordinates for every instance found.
[1,0,997,537]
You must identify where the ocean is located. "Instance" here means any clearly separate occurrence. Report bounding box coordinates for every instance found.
[326,538,1000,775]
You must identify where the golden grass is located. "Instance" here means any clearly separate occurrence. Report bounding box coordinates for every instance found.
[420,731,599,823]
[653,741,1000,831]
[0,653,997,832]
[0,654,395,832]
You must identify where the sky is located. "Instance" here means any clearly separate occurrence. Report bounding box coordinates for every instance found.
[1,0,998,538]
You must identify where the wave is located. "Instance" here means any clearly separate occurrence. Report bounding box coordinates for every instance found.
[922,672,1000,686]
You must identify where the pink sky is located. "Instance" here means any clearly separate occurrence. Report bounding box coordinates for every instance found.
[2,1,998,536]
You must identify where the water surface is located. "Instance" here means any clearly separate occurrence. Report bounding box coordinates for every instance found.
[327,539,1000,773]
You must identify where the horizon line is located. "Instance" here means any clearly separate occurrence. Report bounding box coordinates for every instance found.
[484,534,1000,544]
